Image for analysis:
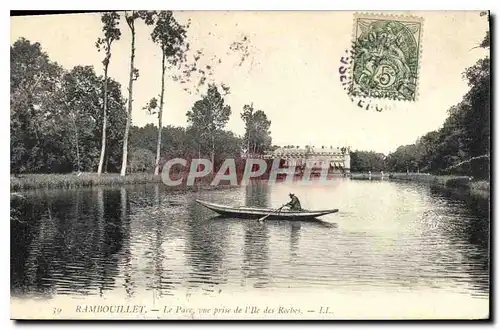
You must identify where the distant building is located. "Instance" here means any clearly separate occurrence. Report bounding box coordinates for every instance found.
[243,145,351,174]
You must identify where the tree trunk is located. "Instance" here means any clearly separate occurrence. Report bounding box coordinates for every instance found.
[75,123,80,172]
[247,131,251,157]
[211,134,215,173]
[69,113,81,172]
[104,142,109,173]
[154,52,166,176]
[197,145,201,188]
[121,21,136,177]
[97,62,109,175]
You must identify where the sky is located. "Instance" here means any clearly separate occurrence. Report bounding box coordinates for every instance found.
[10,11,489,154]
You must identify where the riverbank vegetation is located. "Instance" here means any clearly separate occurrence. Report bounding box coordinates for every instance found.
[10,172,241,192]
[350,13,490,183]
[11,173,159,191]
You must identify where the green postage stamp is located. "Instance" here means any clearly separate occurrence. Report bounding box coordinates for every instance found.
[349,13,423,101]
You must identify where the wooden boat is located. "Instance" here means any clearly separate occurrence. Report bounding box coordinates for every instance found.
[195,199,338,220]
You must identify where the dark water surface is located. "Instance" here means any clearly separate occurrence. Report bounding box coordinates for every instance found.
[11,179,489,301]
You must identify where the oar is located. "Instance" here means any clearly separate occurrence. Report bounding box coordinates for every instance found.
[258,204,285,222]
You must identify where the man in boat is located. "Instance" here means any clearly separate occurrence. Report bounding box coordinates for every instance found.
[284,193,302,211]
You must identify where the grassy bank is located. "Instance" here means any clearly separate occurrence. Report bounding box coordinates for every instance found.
[10,172,235,192]
[350,172,489,198]
[387,172,490,197]
[350,172,389,180]
[470,180,491,199]
[388,172,468,184]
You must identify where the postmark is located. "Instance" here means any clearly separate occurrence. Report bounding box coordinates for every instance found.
[338,49,393,112]
[348,13,423,101]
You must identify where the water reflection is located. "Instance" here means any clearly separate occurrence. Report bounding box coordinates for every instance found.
[242,220,270,288]
[120,187,135,298]
[290,222,301,259]
[186,199,228,292]
[10,180,490,301]
[427,184,490,295]
[245,181,270,207]
[10,189,126,298]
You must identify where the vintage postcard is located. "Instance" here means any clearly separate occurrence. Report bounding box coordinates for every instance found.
[10,10,490,320]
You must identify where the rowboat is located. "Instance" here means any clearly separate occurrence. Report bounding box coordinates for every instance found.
[195,199,339,220]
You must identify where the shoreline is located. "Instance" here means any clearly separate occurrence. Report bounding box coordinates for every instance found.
[10,172,490,198]
[9,173,239,193]
[350,172,490,199]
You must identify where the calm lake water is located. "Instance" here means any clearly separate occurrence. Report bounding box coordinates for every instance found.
[11,179,490,305]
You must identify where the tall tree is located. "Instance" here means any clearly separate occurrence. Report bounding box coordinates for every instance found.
[150,11,189,175]
[58,66,127,173]
[96,12,121,175]
[241,103,272,155]
[186,83,231,170]
[350,151,386,172]
[58,66,101,172]
[10,38,127,174]
[120,11,155,176]
[241,103,255,154]
[10,38,65,173]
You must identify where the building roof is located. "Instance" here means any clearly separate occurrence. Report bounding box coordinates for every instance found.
[265,145,349,156]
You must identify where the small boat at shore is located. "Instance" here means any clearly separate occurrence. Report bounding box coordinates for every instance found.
[195,199,339,220]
